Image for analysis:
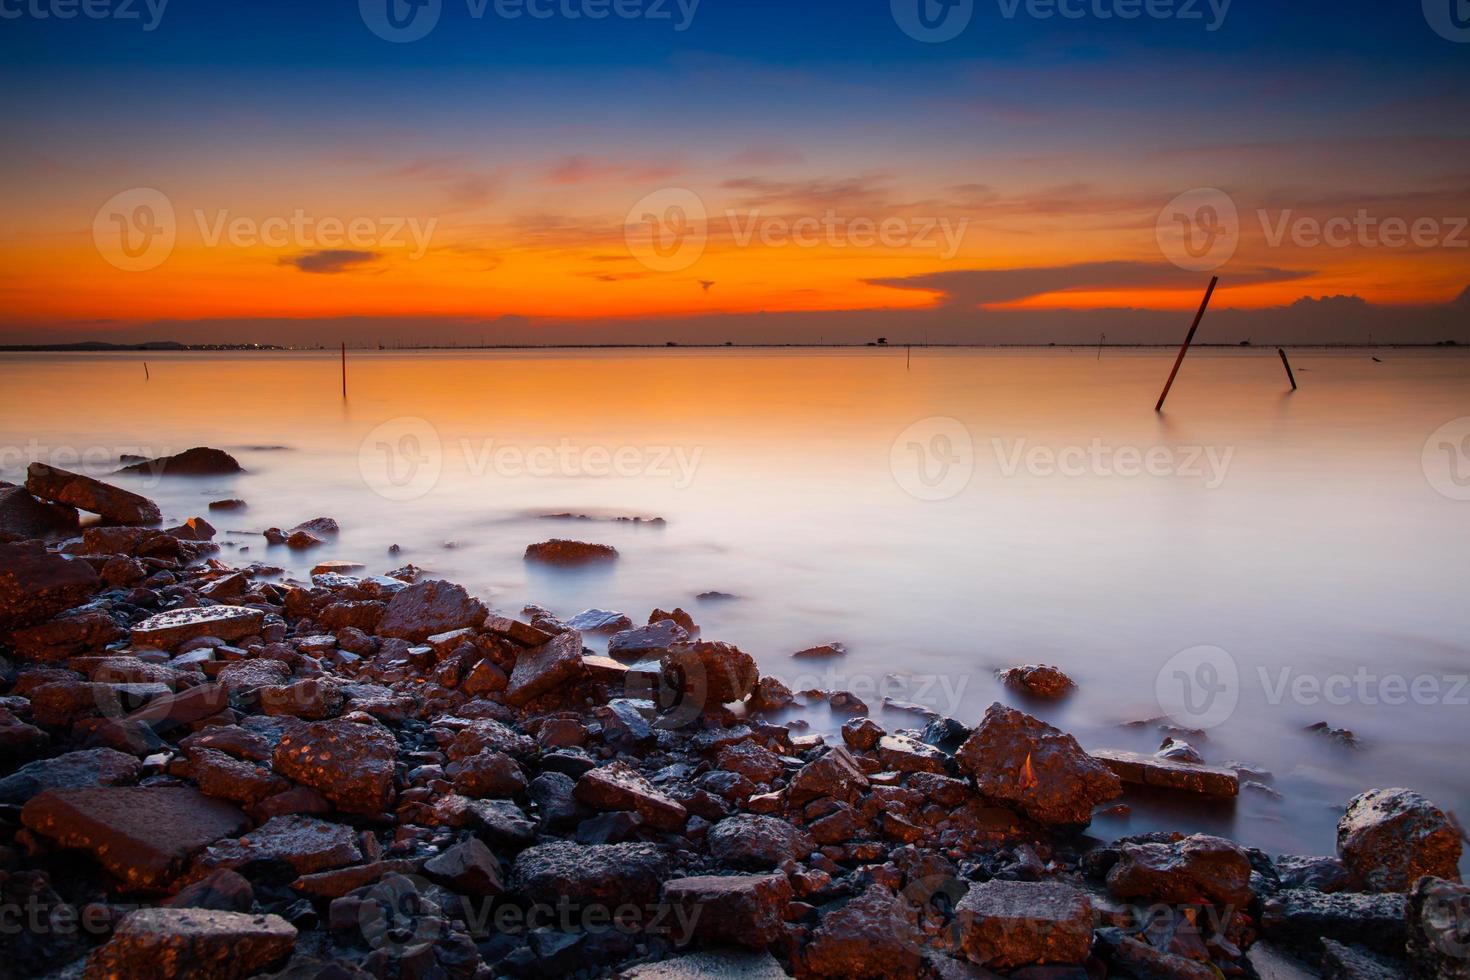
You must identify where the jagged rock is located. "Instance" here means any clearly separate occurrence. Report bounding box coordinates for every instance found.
[273,719,397,815]
[193,815,362,878]
[1337,788,1462,892]
[788,746,870,805]
[1407,877,1470,979]
[568,608,633,633]
[449,750,527,798]
[0,747,140,804]
[524,539,619,564]
[877,734,948,774]
[217,659,291,694]
[716,741,784,783]
[505,629,587,707]
[117,447,244,476]
[424,838,504,897]
[131,606,265,651]
[803,884,924,978]
[84,907,295,979]
[29,680,171,727]
[1106,834,1254,909]
[26,462,161,524]
[1320,939,1406,979]
[376,579,487,643]
[575,762,688,831]
[259,679,344,720]
[188,747,287,805]
[956,702,1122,827]
[998,664,1076,698]
[663,873,793,949]
[510,841,670,908]
[0,482,78,539]
[1095,928,1218,980]
[1260,889,1408,956]
[1091,748,1239,797]
[955,879,1093,970]
[708,814,815,869]
[165,516,217,541]
[165,869,255,913]
[793,642,846,659]
[209,499,247,512]
[0,707,48,765]
[21,787,249,890]
[662,640,759,709]
[0,540,100,631]
[750,675,795,713]
[608,620,689,659]
[1275,854,1353,893]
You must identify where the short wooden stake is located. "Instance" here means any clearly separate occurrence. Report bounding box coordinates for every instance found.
[1155,276,1220,413]
[341,343,347,399]
[1278,348,1298,390]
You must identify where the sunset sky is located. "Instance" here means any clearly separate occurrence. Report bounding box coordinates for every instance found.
[2,0,1468,345]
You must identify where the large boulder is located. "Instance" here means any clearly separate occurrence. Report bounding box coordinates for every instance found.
[10,607,125,661]
[708,814,815,870]
[376,579,487,643]
[0,747,140,805]
[192,815,363,879]
[510,841,670,909]
[802,884,925,978]
[505,629,587,707]
[955,880,1094,970]
[574,762,688,831]
[0,482,78,540]
[84,908,295,979]
[787,746,870,805]
[956,702,1122,827]
[662,873,793,949]
[524,539,618,564]
[0,541,100,631]
[1105,834,1254,910]
[116,447,243,477]
[1337,788,1462,892]
[660,640,759,709]
[25,462,160,524]
[131,606,265,651]
[272,719,397,815]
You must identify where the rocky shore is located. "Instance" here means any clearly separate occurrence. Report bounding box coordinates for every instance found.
[1,462,1467,979]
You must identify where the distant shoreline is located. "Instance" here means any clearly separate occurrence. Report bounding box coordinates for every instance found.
[1,342,1463,353]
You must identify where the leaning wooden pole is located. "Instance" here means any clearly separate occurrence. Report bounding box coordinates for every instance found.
[1155,276,1219,412]
[1278,347,1298,390]
[341,343,347,399]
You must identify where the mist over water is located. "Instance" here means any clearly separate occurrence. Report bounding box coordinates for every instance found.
[3,346,1467,864]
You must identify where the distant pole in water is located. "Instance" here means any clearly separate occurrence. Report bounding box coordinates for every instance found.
[1155,276,1220,413]
[906,344,911,371]
[341,343,347,399]
[1097,333,1106,360]
[143,361,150,381]
[1278,348,1298,390]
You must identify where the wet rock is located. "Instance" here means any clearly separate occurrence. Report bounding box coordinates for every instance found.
[788,746,870,805]
[955,879,1093,970]
[1337,787,1462,892]
[85,907,295,979]
[449,749,527,798]
[424,837,504,897]
[568,608,634,633]
[608,620,689,659]
[376,578,487,643]
[117,447,244,477]
[877,734,948,774]
[10,607,124,661]
[708,814,815,869]
[575,762,688,831]
[956,703,1122,827]
[0,747,140,804]
[505,629,587,707]
[0,482,78,539]
[622,950,788,979]
[793,642,847,659]
[663,873,793,949]
[285,530,322,549]
[273,718,397,815]
[21,787,249,890]
[1406,876,1470,979]
[165,868,255,913]
[193,815,363,878]
[260,678,344,720]
[510,841,670,908]
[1275,854,1353,893]
[841,717,884,750]
[1320,939,1406,979]
[0,540,100,631]
[524,539,619,564]
[717,740,785,783]
[1091,748,1239,798]
[998,664,1076,698]
[750,675,795,713]
[312,559,366,576]
[209,499,247,512]
[165,516,217,541]
[131,606,265,651]
[1156,736,1205,764]
[1094,928,1218,980]
[188,747,287,805]
[1306,721,1363,749]
[1261,889,1407,956]
[661,640,759,708]
[1106,834,1254,910]
[803,884,924,978]
[26,461,161,524]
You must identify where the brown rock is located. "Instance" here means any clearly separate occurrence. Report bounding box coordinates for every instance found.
[84,908,295,980]
[793,642,847,659]
[1091,748,1239,798]
[717,741,785,783]
[9,608,125,661]
[575,762,688,831]
[505,629,587,707]
[788,746,870,805]
[803,884,924,978]
[193,815,363,878]
[0,482,79,539]
[273,719,397,815]
[0,540,100,631]
[450,750,527,798]
[1106,834,1254,910]
[131,606,265,651]
[661,640,759,709]
[26,462,161,524]
[376,579,487,643]
[663,873,793,948]
[1338,788,1463,893]
[956,702,1122,827]
[21,787,249,890]
[116,447,243,477]
[188,747,287,805]
[998,664,1076,698]
[955,879,1093,970]
[708,814,815,869]
[524,539,619,564]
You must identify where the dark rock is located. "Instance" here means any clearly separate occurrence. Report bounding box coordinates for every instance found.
[841,717,884,750]
[788,746,870,805]
[608,620,689,659]
[21,787,249,890]
[576,811,644,845]
[1094,927,1218,980]
[1320,939,1406,979]
[0,482,78,539]
[449,749,527,798]
[1337,788,1462,892]
[117,447,244,476]
[510,841,670,909]
[803,884,924,978]
[1407,876,1470,979]
[376,579,487,643]
[0,540,100,631]
[424,837,504,896]
[194,815,362,878]
[505,629,587,707]
[209,499,247,512]
[793,642,847,659]
[568,608,634,633]
[708,814,815,869]
[273,719,397,815]
[524,539,619,564]
[716,740,785,783]
[956,703,1122,827]
[85,907,295,979]
[1091,748,1239,798]
[0,747,140,804]
[165,868,255,912]
[955,879,1093,970]
[877,734,948,774]
[259,678,344,720]
[131,606,265,651]
[1106,834,1254,910]
[575,762,688,831]
[165,516,217,541]
[188,747,287,805]
[1275,854,1353,893]
[662,873,793,948]
[1260,889,1407,956]
[750,676,795,713]
[528,771,582,829]
[998,664,1076,698]
[661,640,760,708]
[26,461,161,524]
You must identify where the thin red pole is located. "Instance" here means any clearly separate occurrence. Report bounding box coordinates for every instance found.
[1156,276,1219,413]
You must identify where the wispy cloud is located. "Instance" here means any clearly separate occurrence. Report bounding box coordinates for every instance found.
[279,250,381,274]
